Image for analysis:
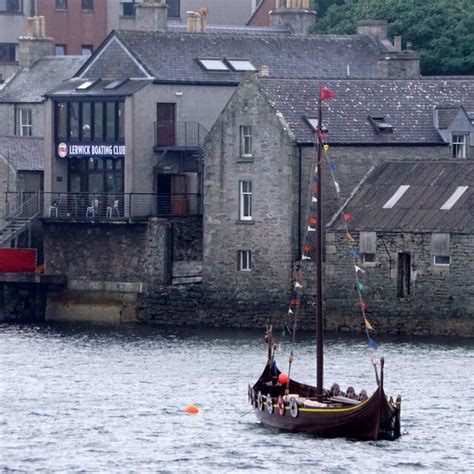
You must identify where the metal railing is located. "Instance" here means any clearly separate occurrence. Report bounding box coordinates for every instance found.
[4,192,42,221]
[41,192,202,220]
[154,121,208,148]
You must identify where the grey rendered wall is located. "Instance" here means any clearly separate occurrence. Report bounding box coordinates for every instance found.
[325,231,474,336]
[202,77,296,325]
[128,83,234,194]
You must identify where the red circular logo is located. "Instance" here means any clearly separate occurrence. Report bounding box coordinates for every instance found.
[57,142,68,158]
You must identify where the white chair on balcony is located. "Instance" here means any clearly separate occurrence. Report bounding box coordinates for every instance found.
[86,199,99,218]
[106,200,120,219]
[48,198,60,218]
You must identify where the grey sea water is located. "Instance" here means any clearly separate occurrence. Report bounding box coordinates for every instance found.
[0,323,472,473]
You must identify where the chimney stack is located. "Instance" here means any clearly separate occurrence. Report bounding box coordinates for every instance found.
[356,20,388,41]
[134,0,168,32]
[18,16,53,69]
[270,0,316,35]
[259,65,270,77]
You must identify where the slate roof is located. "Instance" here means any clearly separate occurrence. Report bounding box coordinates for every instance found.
[46,78,150,98]
[436,105,462,129]
[0,56,87,103]
[0,136,44,171]
[77,30,387,83]
[329,162,474,233]
[261,77,474,144]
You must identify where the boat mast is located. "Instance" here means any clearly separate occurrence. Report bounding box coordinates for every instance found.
[316,96,324,400]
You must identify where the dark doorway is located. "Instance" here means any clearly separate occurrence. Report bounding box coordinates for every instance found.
[157,174,188,215]
[397,252,411,298]
[156,103,176,146]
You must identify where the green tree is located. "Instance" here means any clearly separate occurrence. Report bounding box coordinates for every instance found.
[311,0,474,75]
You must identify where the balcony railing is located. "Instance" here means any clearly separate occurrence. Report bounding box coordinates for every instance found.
[154,120,208,148]
[40,192,202,221]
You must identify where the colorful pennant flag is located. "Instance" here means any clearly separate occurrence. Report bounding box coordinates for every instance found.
[302,255,311,261]
[347,233,355,242]
[355,265,366,274]
[324,144,330,152]
[288,308,294,314]
[361,302,367,312]
[351,247,362,257]
[290,299,299,306]
[308,226,316,232]
[334,182,340,193]
[364,318,374,331]
[318,129,325,142]
[328,163,336,171]
[312,196,318,203]
[357,283,364,291]
[303,245,311,252]
[343,213,352,221]
[308,217,317,224]
[295,282,303,289]
[368,336,377,348]
[320,87,336,100]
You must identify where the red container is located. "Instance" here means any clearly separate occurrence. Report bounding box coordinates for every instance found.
[0,248,37,273]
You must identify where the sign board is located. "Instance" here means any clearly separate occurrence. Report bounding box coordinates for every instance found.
[56,142,125,159]
[0,248,37,273]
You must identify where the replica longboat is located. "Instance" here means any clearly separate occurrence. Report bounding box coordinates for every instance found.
[248,87,401,441]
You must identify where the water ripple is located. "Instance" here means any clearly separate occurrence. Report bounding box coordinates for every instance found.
[0,323,472,472]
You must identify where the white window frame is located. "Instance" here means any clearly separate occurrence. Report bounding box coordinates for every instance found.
[434,255,450,266]
[240,125,252,158]
[452,133,468,159]
[239,180,252,221]
[238,250,252,271]
[16,107,32,137]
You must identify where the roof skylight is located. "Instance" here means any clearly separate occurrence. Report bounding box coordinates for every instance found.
[198,59,229,71]
[226,59,256,72]
[382,185,410,209]
[440,186,468,210]
[76,79,97,90]
[304,117,328,133]
[104,79,127,90]
[369,116,394,133]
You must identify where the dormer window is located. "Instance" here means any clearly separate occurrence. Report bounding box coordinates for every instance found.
[452,134,468,158]
[304,117,328,133]
[368,116,393,133]
[197,59,229,71]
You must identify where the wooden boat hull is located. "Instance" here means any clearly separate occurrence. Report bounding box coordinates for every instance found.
[250,364,401,440]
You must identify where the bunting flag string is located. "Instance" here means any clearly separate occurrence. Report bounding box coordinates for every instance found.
[319,123,379,354]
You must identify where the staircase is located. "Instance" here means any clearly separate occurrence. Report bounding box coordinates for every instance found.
[0,194,41,247]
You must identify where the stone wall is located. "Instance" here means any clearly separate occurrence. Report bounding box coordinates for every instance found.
[43,219,169,285]
[202,75,297,318]
[172,216,202,261]
[325,231,474,336]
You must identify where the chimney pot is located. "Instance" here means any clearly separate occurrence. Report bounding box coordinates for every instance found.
[394,36,402,51]
[26,17,34,37]
[39,16,46,37]
[134,0,168,32]
[259,65,270,77]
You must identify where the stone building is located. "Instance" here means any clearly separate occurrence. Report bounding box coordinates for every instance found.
[326,161,474,337]
[202,74,474,332]
[39,2,414,323]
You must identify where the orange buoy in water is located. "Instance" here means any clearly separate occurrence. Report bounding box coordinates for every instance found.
[185,404,199,414]
[278,373,289,385]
